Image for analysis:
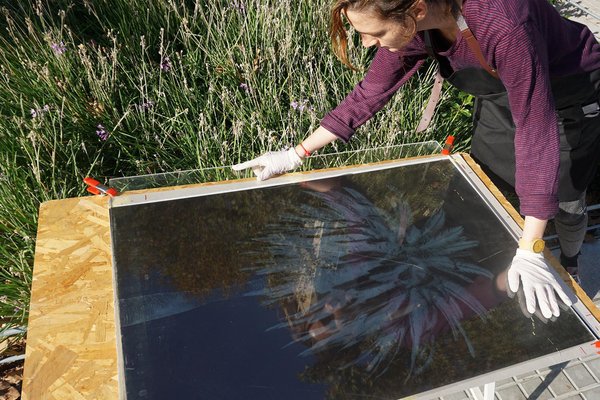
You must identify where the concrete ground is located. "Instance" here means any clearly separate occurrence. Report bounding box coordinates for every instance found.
[437,2,600,398]
[555,0,600,38]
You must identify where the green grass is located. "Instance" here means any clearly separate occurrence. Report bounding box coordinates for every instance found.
[0,0,473,338]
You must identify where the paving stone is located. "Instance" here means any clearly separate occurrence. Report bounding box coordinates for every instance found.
[545,371,577,396]
[537,368,550,375]
[582,385,600,399]
[565,364,597,389]
[584,357,600,380]
[497,385,527,400]
[516,371,539,381]
[440,391,469,400]
[520,377,554,400]
[496,377,516,387]
[579,354,600,363]
[557,0,600,58]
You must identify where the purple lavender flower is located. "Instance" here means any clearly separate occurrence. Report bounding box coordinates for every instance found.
[229,0,246,12]
[138,100,155,111]
[290,99,311,112]
[160,56,172,72]
[96,124,109,141]
[30,104,50,118]
[51,41,67,55]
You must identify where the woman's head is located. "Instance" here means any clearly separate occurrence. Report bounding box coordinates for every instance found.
[330,0,460,68]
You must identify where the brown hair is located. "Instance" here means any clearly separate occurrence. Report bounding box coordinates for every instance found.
[330,0,460,69]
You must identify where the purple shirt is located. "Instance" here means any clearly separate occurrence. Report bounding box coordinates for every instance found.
[321,0,600,219]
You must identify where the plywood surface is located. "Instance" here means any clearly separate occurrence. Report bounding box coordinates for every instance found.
[22,196,118,399]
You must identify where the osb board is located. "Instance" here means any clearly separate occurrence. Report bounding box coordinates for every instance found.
[22,196,118,400]
[461,153,600,322]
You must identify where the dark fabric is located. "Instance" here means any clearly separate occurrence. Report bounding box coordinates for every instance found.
[424,31,600,205]
[469,70,600,202]
[555,193,588,259]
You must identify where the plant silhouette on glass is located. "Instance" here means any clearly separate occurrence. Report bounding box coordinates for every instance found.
[244,178,495,378]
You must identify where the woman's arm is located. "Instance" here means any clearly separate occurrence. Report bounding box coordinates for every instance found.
[320,47,426,142]
[494,22,560,220]
[521,215,547,242]
[294,126,339,158]
[490,22,577,319]
[234,45,427,180]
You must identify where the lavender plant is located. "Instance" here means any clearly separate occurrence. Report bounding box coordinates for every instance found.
[0,0,473,338]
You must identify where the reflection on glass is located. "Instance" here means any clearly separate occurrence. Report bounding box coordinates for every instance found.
[110,159,593,399]
[244,179,494,377]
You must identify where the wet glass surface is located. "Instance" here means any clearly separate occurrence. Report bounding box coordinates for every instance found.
[110,159,594,399]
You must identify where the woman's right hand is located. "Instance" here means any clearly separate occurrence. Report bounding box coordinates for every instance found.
[232,148,303,181]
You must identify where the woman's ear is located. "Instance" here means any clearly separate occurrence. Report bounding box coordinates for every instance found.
[411,0,429,22]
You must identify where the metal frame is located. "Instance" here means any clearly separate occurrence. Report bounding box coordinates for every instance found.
[110,154,448,208]
[108,140,443,192]
[109,153,600,400]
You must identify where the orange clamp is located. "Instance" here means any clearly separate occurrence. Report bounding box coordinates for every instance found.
[441,135,455,155]
[84,177,118,197]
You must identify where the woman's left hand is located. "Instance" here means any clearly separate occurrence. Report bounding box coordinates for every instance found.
[507,249,574,319]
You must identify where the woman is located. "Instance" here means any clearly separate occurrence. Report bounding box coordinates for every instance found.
[233,0,600,319]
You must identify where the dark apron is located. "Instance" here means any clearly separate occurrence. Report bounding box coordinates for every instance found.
[424,30,600,202]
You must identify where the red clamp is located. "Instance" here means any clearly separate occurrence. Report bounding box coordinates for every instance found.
[441,135,455,155]
[84,177,118,197]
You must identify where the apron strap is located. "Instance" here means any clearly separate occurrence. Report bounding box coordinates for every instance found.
[457,14,499,79]
[417,31,445,133]
[423,29,435,58]
[416,15,500,133]
[416,69,444,133]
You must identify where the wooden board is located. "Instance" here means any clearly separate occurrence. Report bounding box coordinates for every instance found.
[22,196,118,399]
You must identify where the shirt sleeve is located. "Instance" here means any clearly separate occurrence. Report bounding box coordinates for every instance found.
[494,22,560,220]
[320,47,425,142]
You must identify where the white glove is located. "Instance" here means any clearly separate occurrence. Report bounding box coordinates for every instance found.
[507,249,573,319]
[232,148,303,181]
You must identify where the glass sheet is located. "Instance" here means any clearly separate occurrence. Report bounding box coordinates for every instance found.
[108,141,442,191]
[110,158,594,400]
